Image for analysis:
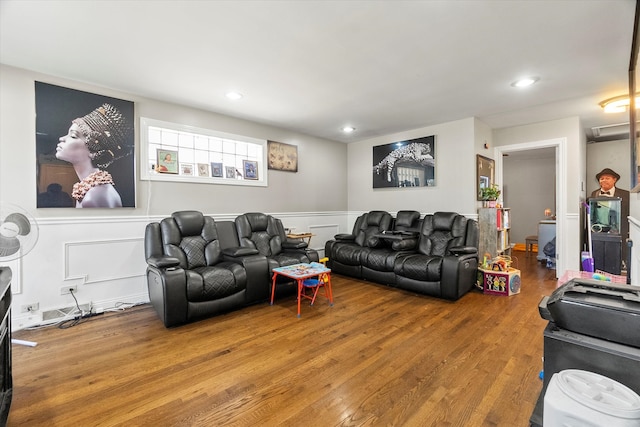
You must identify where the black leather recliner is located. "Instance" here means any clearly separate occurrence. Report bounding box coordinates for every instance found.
[325,210,478,301]
[235,212,319,272]
[394,212,479,300]
[144,211,269,327]
[325,210,393,278]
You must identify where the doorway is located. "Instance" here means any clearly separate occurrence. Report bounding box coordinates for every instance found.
[494,138,567,276]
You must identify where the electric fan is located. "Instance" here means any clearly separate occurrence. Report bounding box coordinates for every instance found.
[0,202,39,262]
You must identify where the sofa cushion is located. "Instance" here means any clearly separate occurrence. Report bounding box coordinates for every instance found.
[394,210,421,229]
[332,244,368,266]
[354,211,392,247]
[418,212,468,256]
[161,213,223,269]
[187,261,246,302]
[394,254,443,281]
[361,248,398,272]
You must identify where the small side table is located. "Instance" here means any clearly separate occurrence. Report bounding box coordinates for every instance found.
[270,262,333,317]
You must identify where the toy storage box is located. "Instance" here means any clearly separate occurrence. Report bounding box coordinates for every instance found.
[480,267,521,296]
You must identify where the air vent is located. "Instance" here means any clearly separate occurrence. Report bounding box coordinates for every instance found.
[591,122,630,138]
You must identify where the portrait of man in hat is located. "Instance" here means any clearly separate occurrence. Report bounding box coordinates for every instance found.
[589,167,630,268]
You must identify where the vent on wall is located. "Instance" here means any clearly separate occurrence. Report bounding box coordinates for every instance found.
[589,122,638,142]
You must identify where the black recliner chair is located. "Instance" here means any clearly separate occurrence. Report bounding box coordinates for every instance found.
[394,212,478,300]
[144,211,269,327]
[235,212,319,271]
[325,210,393,278]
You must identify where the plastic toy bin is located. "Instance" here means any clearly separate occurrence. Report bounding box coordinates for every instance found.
[479,267,521,296]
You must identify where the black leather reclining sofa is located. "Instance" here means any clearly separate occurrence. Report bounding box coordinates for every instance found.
[144,211,318,327]
[325,210,479,300]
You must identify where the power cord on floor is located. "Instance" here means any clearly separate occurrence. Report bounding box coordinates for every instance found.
[57,288,102,329]
[24,299,148,331]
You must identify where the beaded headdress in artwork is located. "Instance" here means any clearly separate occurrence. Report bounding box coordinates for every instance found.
[72,103,132,168]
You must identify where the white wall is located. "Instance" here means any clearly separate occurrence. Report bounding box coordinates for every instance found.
[0,65,350,330]
[347,117,479,218]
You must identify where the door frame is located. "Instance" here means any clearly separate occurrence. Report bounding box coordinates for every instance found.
[494,138,567,276]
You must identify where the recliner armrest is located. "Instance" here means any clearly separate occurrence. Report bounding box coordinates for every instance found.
[223,247,260,257]
[282,240,308,249]
[147,256,181,269]
[334,233,355,242]
[449,246,478,256]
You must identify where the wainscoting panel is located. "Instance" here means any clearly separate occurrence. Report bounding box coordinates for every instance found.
[308,224,340,255]
[65,238,147,284]
[11,211,349,331]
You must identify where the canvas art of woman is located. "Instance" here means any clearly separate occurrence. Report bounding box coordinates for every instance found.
[56,104,132,208]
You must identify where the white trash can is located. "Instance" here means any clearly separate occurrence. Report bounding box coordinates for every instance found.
[544,369,640,427]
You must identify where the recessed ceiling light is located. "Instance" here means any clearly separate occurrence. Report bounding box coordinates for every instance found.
[342,126,356,133]
[511,77,539,88]
[226,91,243,100]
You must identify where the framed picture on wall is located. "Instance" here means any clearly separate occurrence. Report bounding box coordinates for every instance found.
[267,140,298,172]
[197,163,209,177]
[225,166,236,178]
[243,160,258,180]
[211,162,223,177]
[35,81,136,208]
[372,135,435,188]
[476,154,495,200]
[180,163,194,176]
[156,149,178,174]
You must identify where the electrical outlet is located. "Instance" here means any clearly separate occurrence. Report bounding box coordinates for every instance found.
[21,303,39,313]
[60,285,78,295]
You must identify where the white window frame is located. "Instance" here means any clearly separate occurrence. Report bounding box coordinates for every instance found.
[140,117,268,187]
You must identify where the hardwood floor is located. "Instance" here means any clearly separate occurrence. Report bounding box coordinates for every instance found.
[8,251,558,426]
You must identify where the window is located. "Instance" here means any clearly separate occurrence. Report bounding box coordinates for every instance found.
[140,118,267,186]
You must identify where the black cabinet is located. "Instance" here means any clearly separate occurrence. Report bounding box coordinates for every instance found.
[592,233,622,275]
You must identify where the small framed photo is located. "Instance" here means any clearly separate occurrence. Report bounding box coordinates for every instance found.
[225,166,236,178]
[197,163,209,177]
[156,149,178,174]
[180,163,194,176]
[243,160,258,180]
[211,162,223,177]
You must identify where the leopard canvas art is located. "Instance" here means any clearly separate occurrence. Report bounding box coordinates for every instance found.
[372,135,435,188]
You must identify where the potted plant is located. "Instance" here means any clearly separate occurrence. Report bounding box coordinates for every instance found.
[480,185,501,207]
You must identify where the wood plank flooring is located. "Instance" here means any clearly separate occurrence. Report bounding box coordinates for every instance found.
[8,251,558,426]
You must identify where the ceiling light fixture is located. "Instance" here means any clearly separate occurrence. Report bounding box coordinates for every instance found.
[600,94,640,113]
[225,91,243,100]
[511,77,539,88]
[342,126,356,133]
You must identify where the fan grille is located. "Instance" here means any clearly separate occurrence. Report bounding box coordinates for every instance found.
[0,203,39,261]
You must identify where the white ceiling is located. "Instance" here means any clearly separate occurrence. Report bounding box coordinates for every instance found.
[0,0,636,143]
